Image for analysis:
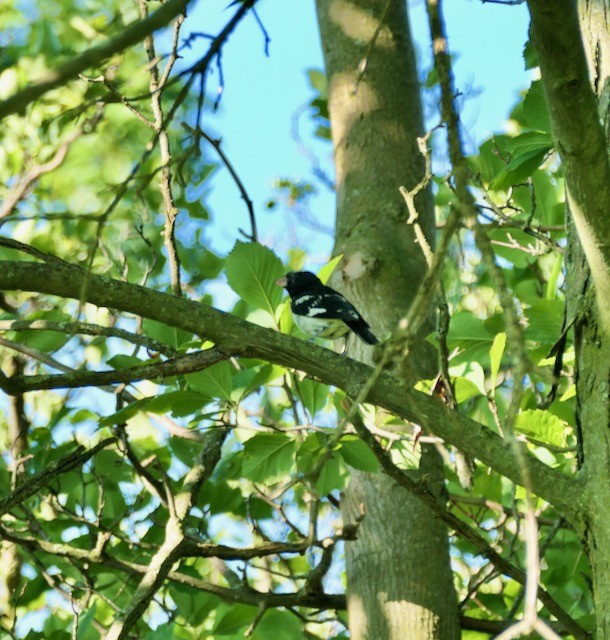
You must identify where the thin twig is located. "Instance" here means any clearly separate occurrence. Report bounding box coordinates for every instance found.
[352,0,393,93]
[0,319,180,358]
[139,0,184,297]
[0,115,100,219]
[182,123,257,242]
[0,348,229,394]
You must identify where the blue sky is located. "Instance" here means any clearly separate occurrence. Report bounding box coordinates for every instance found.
[179,0,530,260]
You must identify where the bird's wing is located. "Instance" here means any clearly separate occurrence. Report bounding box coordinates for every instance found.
[292,292,362,322]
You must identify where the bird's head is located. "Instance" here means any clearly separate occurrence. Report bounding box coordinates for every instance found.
[275,271,321,296]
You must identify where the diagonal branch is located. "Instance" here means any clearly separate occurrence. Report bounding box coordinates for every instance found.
[0,258,582,522]
[105,427,227,640]
[0,437,116,517]
[350,410,589,640]
[0,0,191,120]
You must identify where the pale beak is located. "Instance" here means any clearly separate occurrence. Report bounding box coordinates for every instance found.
[275,276,288,287]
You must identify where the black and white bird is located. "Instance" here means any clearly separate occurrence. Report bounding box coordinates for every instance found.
[276,271,379,345]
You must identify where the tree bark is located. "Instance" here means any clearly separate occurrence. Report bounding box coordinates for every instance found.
[315,1,460,637]
[0,355,27,632]
[528,0,610,337]
[570,3,610,638]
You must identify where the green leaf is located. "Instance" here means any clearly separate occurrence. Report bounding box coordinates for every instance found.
[100,391,208,425]
[449,361,486,396]
[314,124,331,140]
[317,254,343,284]
[251,609,303,640]
[474,135,512,184]
[446,312,498,366]
[514,409,567,447]
[186,361,233,402]
[523,39,538,70]
[315,454,347,494]
[545,254,563,300]
[339,435,379,472]
[521,80,551,132]
[504,131,553,156]
[106,354,144,369]
[298,377,330,417]
[76,602,97,640]
[14,310,72,353]
[490,332,506,390]
[296,432,326,474]
[213,604,258,635]
[489,147,551,191]
[146,622,175,640]
[143,318,192,349]
[525,299,564,343]
[242,434,296,483]
[225,241,285,313]
[94,450,132,484]
[307,69,328,97]
[453,377,483,403]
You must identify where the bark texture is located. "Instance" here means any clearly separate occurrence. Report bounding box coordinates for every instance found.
[315,0,460,638]
[528,0,610,336]
[0,355,27,630]
[571,3,610,638]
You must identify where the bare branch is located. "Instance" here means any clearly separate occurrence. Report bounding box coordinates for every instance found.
[0,348,229,394]
[183,123,257,242]
[0,319,180,358]
[138,0,184,296]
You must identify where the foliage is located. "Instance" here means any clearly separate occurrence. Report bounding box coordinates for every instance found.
[0,0,596,638]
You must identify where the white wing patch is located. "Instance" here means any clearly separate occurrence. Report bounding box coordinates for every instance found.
[307,306,328,317]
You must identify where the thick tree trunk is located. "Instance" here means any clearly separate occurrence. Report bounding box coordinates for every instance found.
[528,0,610,337]
[315,1,460,638]
[570,3,610,639]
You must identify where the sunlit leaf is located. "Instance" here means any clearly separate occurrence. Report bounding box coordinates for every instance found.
[242,434,296,483]
[339,435,379,472]
[186,361,233,402]
[515,409,567,448]
[490,332,506,390]
[225,241,285,313]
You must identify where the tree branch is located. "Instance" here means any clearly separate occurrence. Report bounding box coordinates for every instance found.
[350,410,589,640]
[183,123,257,242]
[0,437,116,517]
[0,348,228,394]
[105,428,227,639]
[0,259,582,522]
[0,0,191,120]
[0,319,180,358]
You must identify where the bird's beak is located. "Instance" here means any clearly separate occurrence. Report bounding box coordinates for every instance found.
[275,276,288,287]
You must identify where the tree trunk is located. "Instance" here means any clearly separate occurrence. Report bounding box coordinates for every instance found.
[571,3,610,638]
[315,1,460,638]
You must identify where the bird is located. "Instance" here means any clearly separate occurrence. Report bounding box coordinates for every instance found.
[275,271,379,345]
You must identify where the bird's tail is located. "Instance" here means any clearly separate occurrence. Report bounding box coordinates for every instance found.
[347,320,379,345]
